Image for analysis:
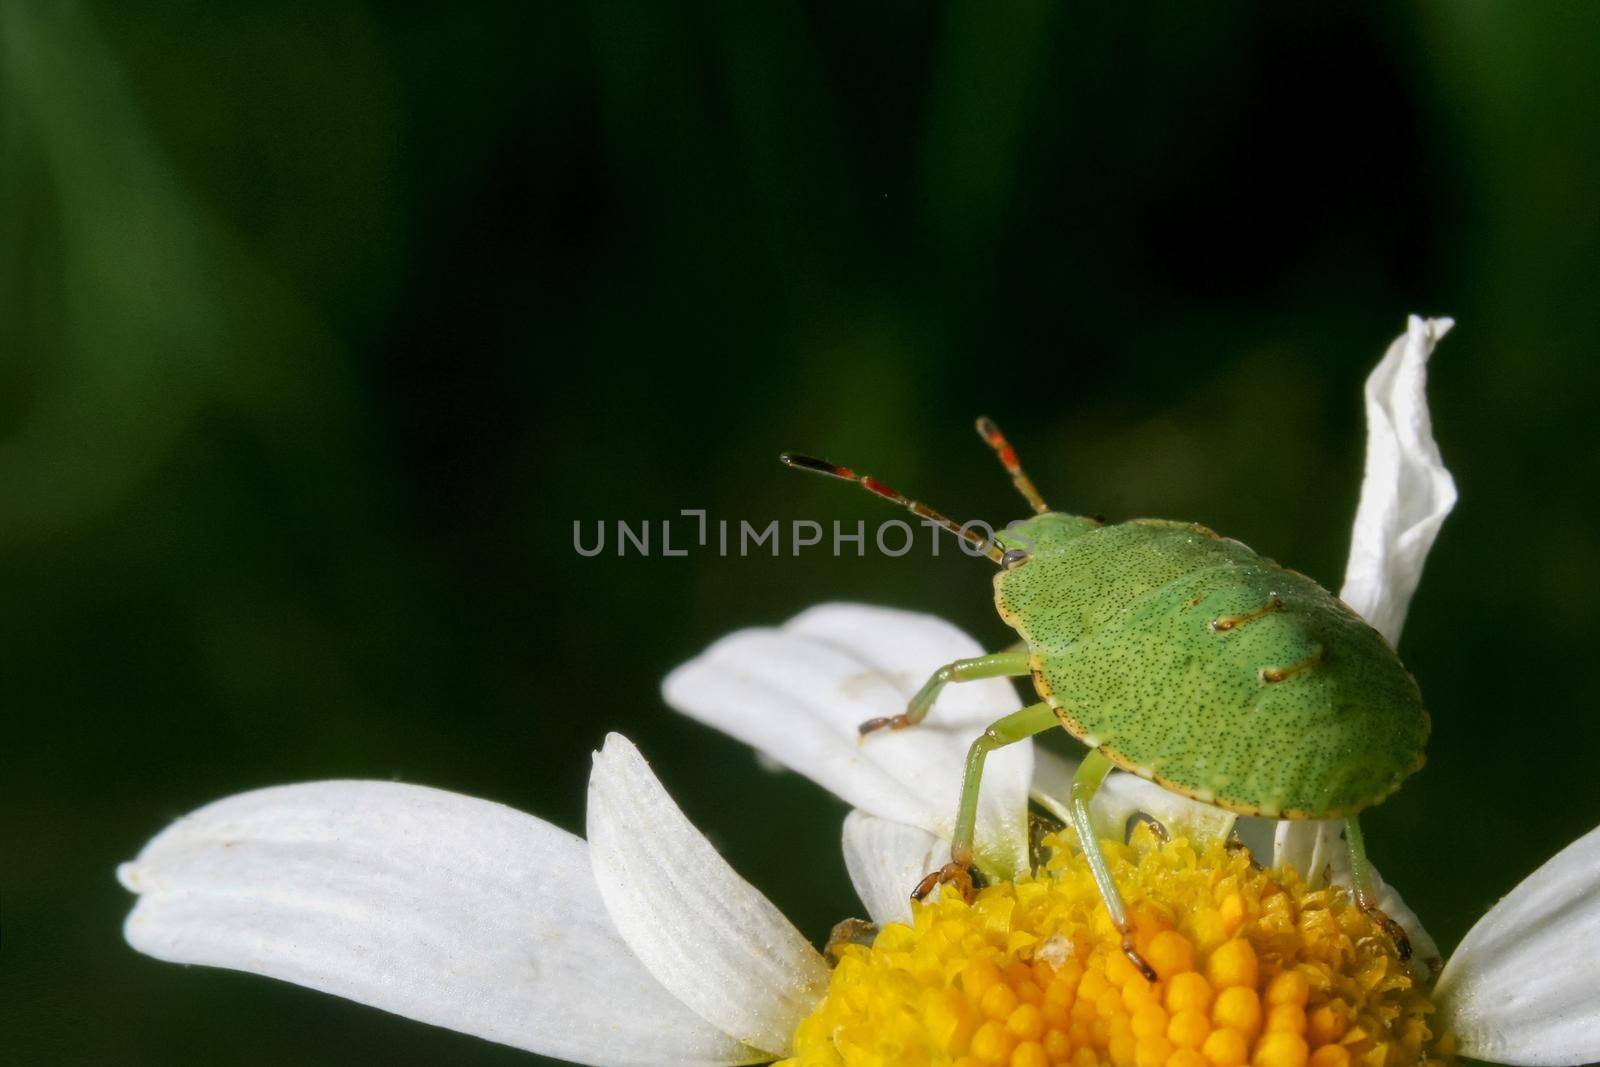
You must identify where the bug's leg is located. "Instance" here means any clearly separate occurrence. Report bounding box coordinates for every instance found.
[860,646,1030,735]
[1344,816,1413,963]
[911,701,1057,902]
[1066,749,1158,981]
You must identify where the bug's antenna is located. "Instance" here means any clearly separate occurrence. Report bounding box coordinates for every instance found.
[779,453,1005,564]
[975,417,1050,514]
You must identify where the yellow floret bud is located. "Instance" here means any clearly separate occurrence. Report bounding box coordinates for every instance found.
[1207,939,1260,990]
[1201,1025,1251,1067]
[1106,951,1141,988]
[1251,1031,1309,1067]
[971,1018,1015,1063]
[1131,1001,1169,1039]
[1148,929,1198,979]
[983,981,1021,1020]
[1213,986,1263,1037]
[1134,1034,1174,1067]
[1042,1026,1072,1061]
[1123,974,1161,1012]
[1265,970,1310,1008]
[1308,1044,1351,1067]
[1006,1002,1045,1041]
[1168,1006,1212,1049]
[1264,1003,1306,1035]
[1010,1039,1048,1067]
[1170,1050,1211,1067]
[1167,971,1215,1014]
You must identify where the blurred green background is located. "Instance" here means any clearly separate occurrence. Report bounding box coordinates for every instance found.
[4,3,1598,1064]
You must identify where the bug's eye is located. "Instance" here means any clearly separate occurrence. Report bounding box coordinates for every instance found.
[1001,548,1031,569]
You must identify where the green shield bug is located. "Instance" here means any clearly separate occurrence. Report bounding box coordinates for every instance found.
[780,419,1428,978]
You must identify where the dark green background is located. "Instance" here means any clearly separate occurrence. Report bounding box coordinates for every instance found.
[4,4,1597,1065]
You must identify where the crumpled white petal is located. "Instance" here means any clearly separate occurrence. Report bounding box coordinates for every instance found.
[1262,321,1456,978]
[587,734,830,1056]
[1340,315,1457,646]
[663,603,1032,877]
[841,810,945,926]
[1434,825,1600,1066]
[1271,820,1440,968]
[1261,321,1455,977]
[117,781,759,1067]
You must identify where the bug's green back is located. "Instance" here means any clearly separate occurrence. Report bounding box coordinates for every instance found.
[994,515,1428,819]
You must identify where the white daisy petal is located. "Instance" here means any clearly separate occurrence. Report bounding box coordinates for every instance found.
[1434,825,1600,1066]
[586,734,830,1056]
[1340,314,1457,646]
[662,603,1032,877]
[1092,773,1238,845]
[1026,744,1079,818]
[841,811,945,926]
[116,781,759,1067]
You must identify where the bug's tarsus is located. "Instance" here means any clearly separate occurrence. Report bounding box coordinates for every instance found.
[1359,899,1414,964]
[975,417,1051,515]
[779,452,1005,564]
[910,860,975,903]
[1127,812,1171,845]
[857,714,910,736]
[1122,933,1159,983]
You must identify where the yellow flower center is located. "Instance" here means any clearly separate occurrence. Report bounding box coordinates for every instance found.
[783,829,1451,1067]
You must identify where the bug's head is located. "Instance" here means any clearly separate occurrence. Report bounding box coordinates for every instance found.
[993,512,1103,565]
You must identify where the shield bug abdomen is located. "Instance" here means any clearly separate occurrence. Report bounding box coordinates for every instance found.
[995,516,1429,820]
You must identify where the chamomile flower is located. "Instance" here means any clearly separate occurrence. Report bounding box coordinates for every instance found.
[665,316,1596,1065]
[118,319,1600,1064]
[117,618,1600,1067]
